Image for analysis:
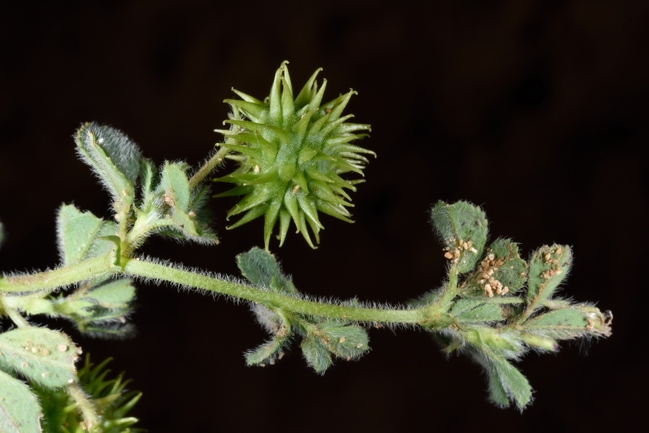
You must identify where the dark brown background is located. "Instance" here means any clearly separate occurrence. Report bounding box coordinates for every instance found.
[1,1,647,432]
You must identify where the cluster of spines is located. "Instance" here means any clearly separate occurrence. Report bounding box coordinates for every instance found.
[214,61,375,249]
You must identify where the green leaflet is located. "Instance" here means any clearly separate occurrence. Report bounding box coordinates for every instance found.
[0,328,79,388]
[449,298,485,316]
[137,159,160,214]
[485,361,510,408]
[481,349,532,411]
[245,331,290,367]
[430,201,488,273]
[237,247,298,295]
[74,123,141,209]
[525,308,587,328]
[486,238,527,293]
[56,204,117,265]
[453,303,504,323]
[50,279,137,337]
[157,162,218,245]
[85,279,136,308]
[523,306,611,339]
[300,334,332,374]
[315,322,370,360]
[526,245,572,309]
[519,334,558,352]
[463,327,521,354]
[161,162,191,212]
[300,321,370,374]
[0,370,42,433]
[466,338,531,410]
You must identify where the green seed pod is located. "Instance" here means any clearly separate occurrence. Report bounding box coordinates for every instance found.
[213,61,375,249]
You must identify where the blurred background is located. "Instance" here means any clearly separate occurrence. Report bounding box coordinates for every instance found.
[1,1,647,431]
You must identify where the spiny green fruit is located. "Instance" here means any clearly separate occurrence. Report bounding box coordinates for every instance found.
[213,61,375,249]
[35,355,142,432]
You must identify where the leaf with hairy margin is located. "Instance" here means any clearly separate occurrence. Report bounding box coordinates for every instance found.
[237,247,298,295]
[487,238,527,293]
[56,204,117,266]
[0,370,42,433]
[300,334,332,374]
[161,162,191,212]
[430,201,488,274]
[526,245,572,310]
[0,328,79,389]
[523,306,611,338]
[469,346,532,411]
[454,303,504,323]
[74,122,141,206]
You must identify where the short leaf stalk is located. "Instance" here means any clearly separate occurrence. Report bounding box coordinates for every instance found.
[0,63,611,431]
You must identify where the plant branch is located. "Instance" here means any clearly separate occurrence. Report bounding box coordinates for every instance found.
[66,382,101,432]
[0,252,118,294]
[0,298,30,328]
[189,146,230,189]
[123,257,431,325]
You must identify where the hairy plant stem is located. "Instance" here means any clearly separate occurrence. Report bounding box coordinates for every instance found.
[123,258,432,324]
[0,252,118,294]
[0,252,457,327]
[189,146,230,189]
[0,299,30,328]
[66,382,101,431]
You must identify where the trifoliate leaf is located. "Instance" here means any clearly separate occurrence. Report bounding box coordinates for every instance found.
[0,369,42,433]
[430,201,488,273]
[0,328,79,388]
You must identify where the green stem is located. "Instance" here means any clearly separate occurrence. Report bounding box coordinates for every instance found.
[123,216,174,257]
[123,258,428,324]
[0,298,30,328]
[67,383,101,431]
[189,146,230,189]
[1,252,450,327]
[0,252,118,294]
